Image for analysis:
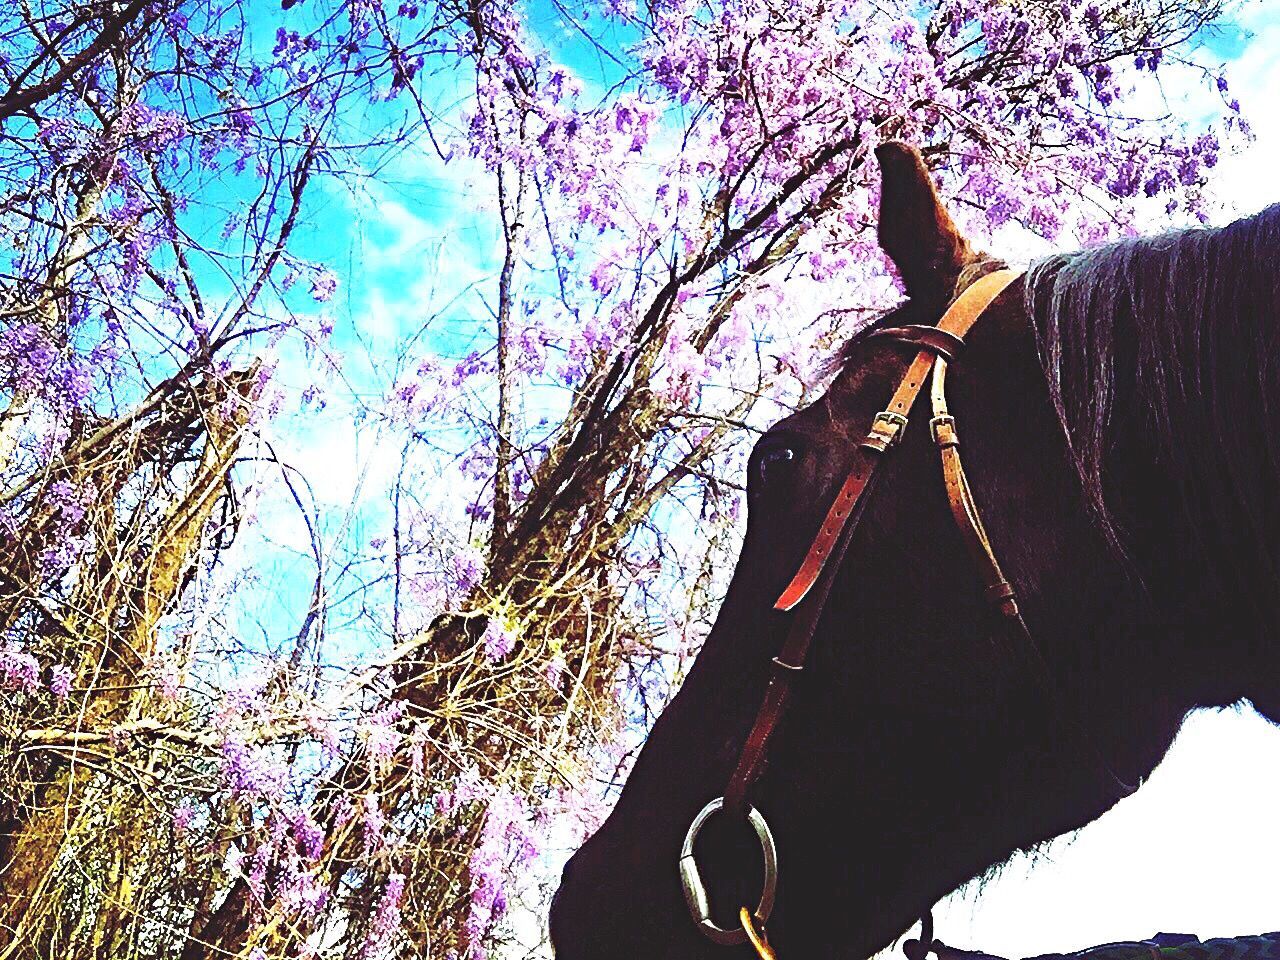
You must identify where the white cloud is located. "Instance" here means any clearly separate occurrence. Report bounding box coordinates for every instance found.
[1207,4,1280,218]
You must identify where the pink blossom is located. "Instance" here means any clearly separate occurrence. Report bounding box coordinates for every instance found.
[361,872,406,959]
[481,619,516,663]
[0,644,39,692]
[48,664,73,700]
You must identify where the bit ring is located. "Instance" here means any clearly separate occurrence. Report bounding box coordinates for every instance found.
[678,798,778,946]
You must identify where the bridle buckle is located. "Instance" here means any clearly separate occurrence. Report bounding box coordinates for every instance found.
[930,414,958,447]
[861,410,908,452]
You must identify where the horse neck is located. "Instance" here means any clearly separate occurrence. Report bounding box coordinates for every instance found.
[1029,205,1280,712]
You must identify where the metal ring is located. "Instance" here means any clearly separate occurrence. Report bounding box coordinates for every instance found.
[678,797,778,946]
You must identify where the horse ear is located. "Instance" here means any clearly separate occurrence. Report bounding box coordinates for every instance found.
[875,142,974,306]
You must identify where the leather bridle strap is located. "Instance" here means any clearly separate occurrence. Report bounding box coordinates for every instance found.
[929,357,1019,618]
[930,351,1137,802]
[723,269,1022,817]
[870,324,966,363]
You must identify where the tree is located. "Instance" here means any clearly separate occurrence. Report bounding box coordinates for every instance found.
[0,0,1241,957]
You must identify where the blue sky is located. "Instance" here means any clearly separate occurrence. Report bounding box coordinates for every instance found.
[216,1,662,668]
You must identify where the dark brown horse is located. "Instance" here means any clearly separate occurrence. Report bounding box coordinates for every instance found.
[548,142,1280,960]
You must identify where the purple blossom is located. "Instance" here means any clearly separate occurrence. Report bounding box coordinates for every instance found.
[449,548,485,594]
[154,658,181,700]
[247,842,271,896]
[409,731,426,778]
[40,537,88,579]
[0,644,39,692]
[481,619,516,662]
[310,268,339,302]
[466,791,538,948]
[452,351,488,386]
[122,103,189,152]
[656,328,707,406]
[433,772,488,821]
[361,873,406,959]
[220,738,287,798]
[48,664,73,700]
[45,480,93,525]
[360,704,404,762]
[332,794,355,829]
[173,800,196,834]
[1144,168,1176,197]
[280,868,330,916]
[0,324,80,402]
[292,810,326,860]
[219,680,266,724]
[514,325,547,375]
[362,794,386,853]
[889,19,917,45]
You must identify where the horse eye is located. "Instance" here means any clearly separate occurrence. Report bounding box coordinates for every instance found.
[756,445,796,486]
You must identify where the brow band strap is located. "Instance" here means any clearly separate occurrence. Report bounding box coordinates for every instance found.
[866,325,967,362]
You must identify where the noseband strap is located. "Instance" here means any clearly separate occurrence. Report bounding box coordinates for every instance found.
[724,268,1022,817]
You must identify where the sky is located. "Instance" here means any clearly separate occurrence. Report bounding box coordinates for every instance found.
[223,0,1280,953]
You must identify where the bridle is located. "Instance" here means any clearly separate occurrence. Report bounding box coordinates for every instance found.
[678,268,1027,958]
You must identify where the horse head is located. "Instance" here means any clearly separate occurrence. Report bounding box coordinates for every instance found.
[550,142,1280,960]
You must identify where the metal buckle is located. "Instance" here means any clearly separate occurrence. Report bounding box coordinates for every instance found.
[679,798,778,945]
[930,414,957,447]
[861,410,908,452]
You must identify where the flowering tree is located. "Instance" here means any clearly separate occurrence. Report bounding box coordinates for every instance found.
[0,0,415,951]
[0,0,1241,957]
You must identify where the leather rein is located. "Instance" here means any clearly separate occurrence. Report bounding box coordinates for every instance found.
[678,268,1025,957]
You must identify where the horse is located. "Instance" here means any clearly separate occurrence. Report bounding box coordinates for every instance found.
[548,141,1280,960]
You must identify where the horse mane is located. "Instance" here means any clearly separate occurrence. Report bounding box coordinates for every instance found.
[833,206,1280,615]
[1025,204,1280,619]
